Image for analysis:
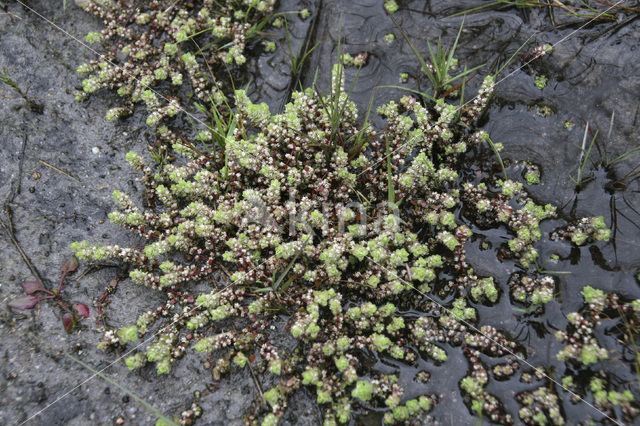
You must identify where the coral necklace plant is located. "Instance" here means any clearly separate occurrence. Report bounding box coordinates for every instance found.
[72,63,628,425]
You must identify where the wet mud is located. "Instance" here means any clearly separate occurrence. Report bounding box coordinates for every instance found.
[1,0,639,424]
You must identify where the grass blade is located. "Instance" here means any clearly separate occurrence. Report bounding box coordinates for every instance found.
[388,13,432,84]
[447,18,465,69]
[459,64,467,110]
[273,236,310,293]
[386,136,395,205]
[448,1,502,17]
[493,33,535,77]
[375,84,437,102]
[577,128,598,186]
[486,135,508,179]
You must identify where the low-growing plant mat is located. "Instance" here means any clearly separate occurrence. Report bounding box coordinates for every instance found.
[1,1,640,425]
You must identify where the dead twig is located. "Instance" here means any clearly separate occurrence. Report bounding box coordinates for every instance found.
[247,356,265,404]
[551,0,576,15]
[593,0,640,13]
[546,0,557,27]
[232,325,264,405]
[38,159,81,182]
[72,263,121,282]
[588,12,640,41]
[0,205,45,285]
[0,69,43,113]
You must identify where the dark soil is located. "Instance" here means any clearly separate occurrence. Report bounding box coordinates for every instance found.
[1,0,639,424]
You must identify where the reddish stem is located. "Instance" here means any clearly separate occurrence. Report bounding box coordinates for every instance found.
[38,294,71,312]
[58,270,68,295]
[56,299,71,312]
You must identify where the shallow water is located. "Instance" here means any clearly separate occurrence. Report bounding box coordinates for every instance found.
[1,0,639,424]
[290,2,640,422]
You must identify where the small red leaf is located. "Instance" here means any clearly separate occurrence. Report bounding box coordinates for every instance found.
[61,256,79,274]
[8,295,39,310]
[73,302,90,319]
[21,281,45,295]
[62,313,75,333]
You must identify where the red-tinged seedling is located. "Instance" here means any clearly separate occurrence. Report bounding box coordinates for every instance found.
[21,280,46,295]
[73,302,90,319]
[7,256,89,333]
[7,295,40,310]
[62,313,75,334]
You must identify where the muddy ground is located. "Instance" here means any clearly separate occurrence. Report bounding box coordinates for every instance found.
[1,0,640,425]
